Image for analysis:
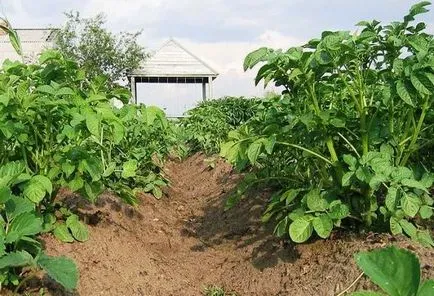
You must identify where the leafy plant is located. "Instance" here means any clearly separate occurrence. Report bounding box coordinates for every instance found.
[222,2,434,244]
[0,162,78,292]
[181,97,261,154]
[203,285,237,296]
[352,246,434,296]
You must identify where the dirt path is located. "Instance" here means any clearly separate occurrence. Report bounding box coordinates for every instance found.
[43,153,434,296]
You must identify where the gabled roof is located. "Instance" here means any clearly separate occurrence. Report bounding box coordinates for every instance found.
[130,38,218,77]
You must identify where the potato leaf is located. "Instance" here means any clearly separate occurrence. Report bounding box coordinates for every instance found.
[38,253,78,291]
[355,246,420,296]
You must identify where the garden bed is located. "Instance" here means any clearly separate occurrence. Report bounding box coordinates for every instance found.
[32,154,434,296]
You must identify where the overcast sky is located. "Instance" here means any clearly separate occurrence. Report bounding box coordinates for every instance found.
[1,0,433,115]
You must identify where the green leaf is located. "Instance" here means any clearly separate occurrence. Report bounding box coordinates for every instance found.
[401,195,421,217]
[23,181,46,203]
[56,87,75,96]
[0,251,33,269]
[121,160,138,179]
[419,205,433,219]
[410,74,431,96]
[6,212,43,243]
[391,167,413,183]
[247,139,263,164]
[306,189,328,211]
[389,217,402,235]
[37,253,78,291]
[82,158,102,182]
[111,122,125,144]
[328,201,350,220]
[85,112,100,137]
[5,196,35,220]
[399,220,417,238]
[243,47,270,71]
[66,215,89,242]
[356,166,372,183]
[53,224,74,243]
[68,176,84,191]
[289,216,313,243]
[406,1,431,22]
[312,215,333,238]
[31,175,52,195]
[401,179,428,192]
[420,173,434,188]
[7,28,22,56]
[263,135,276,154]
[281,189,300,205]
[102,162,116,177]
[369,174,387,190]
[36,85,56,95]
[342,171,354,186]
[396,80,414,106]
[386,187,399,212]
[61,162,76,178]
[145,106,164,126]
[152,186,162,199]
[415,230,434,248]
[273,216,289,237]
[23,175,52,204]
[83,182,103,203]
[354,246,420,296]
[418,280,434,296]
[0,237,5,257]
[0,187,12,203]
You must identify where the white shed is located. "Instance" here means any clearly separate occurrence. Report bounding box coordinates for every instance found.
[0,28,57,64]
[128,38,219,114]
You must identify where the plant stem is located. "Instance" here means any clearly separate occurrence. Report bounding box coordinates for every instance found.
[14,270,38,295]
[400,97,429,166]
[276,141,333,165]
[335,272,364,296]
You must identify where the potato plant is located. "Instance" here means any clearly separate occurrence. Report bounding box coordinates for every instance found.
[181,97,261,154]
[221,2,434,244]
[0,162,78,292]
[0,21,178,291]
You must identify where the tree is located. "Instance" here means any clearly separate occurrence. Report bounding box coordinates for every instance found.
[55,11,147,84]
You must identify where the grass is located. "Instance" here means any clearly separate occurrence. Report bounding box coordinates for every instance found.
[203,285,237,296]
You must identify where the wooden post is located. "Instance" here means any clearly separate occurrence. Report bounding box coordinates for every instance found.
[208,76,213,99]
[202,80,206,101]
[130,76,137,104]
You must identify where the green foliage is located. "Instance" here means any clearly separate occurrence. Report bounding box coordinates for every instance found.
[0,162,78,291]
[0,21,178,292]
[222,2,434,244]
[0,48,173,204]
[55,11,147,84]
[181,97,261,154]
[203,285,237,296]
[352,246,434,296]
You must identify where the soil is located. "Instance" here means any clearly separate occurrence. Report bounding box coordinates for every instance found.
[22,153,434,295]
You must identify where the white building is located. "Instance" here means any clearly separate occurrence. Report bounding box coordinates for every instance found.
[128,38,219,117]
[0,28,57,64]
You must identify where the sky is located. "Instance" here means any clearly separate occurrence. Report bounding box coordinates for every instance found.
[1,0,433,116]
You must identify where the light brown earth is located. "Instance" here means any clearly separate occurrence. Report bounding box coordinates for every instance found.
[20,153,434,295]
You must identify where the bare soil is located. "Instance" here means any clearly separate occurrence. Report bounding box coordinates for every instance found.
[32,153,434,295]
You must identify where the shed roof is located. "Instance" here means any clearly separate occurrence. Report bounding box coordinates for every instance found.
[130,38,218,78]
